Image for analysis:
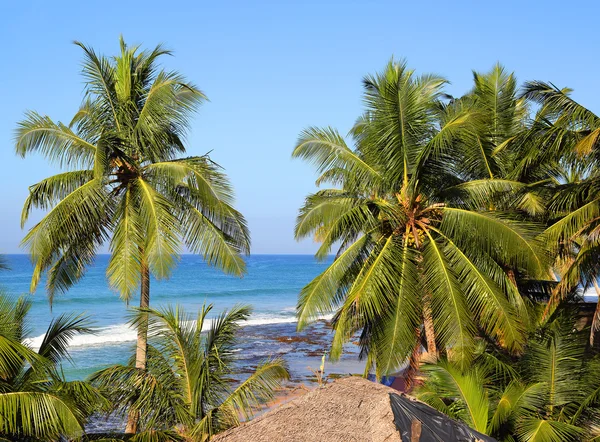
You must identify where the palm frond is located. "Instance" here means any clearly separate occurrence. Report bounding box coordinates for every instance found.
[107,184,144,299]
[374,235,421,374]
[292,127,380,186]
[0,391,83,440]
[418,361,490,434]
[219,358,289,422]
[434,228,526,352]
[423,231,476,357]
[441,208,548,278]
[137,178,180,279]
[516,417,584,442]
[296,233,371,329]
[35,313,93,364]
[21,170,94,227]
[22,179,111,298]
[15,111,96,168]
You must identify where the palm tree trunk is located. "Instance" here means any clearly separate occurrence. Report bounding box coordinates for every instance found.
[422,294,437,358]
[135,261,150,370]
[404,328,422,391]
[590,279,600,346]
[125,259,150,434]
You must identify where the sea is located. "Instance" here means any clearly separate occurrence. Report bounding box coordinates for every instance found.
[0,254,365,384]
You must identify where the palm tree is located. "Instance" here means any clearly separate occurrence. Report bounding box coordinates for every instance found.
[449,63,527,180]
[14,37,250,419]
[441,65,568,309]
[292,59,549,379]
[415,310,600,441]
[439,64,562,222]
[0,293,106,441]
[518,82,600,341]
[90,304,289,441]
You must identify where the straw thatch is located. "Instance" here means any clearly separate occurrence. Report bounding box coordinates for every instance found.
[213,376,401,442]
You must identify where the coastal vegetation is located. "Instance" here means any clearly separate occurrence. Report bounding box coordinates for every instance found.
[292,62,550,379]
[294,60,600,440]
[0,294,287,441]
[14,38,250,434]
[520,82,600,331]
[90,304,289,441]
[415,308,600,441]
[0,294,105,440]
[9,37,600,441]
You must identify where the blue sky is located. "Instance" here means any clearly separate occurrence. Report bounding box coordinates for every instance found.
[0,0,598,254]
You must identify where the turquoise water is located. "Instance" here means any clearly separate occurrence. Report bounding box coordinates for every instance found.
[0,254,364,382]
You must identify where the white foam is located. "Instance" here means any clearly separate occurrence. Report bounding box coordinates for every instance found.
[243,313,334,327]
[582,288,600,302]
[24,312,335,351]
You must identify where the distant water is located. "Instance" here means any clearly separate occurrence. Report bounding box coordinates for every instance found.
[0,254,364,383]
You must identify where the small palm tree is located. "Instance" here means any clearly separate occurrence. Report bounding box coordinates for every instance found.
[416,311,600,441]
[0,294,106,441]
[90,304,289,441]
[14,38,250,430]
[293,59,549,378]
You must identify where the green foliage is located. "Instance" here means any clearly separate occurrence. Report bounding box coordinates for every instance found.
[0,293,106,441]
[293,60,551,375]
[15,37,250,302]
[416,311,600,441]
[90,304,289,441]
[15,39,251,434]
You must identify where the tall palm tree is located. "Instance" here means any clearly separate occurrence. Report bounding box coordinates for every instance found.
[293,60,549,378]
[416,310,600,441]
[518,82,600,341]
[15,38,250,395]
[0,294,106,441]
[90,304,289,441]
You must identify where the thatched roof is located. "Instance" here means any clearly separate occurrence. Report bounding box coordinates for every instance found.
[214,376,401,442]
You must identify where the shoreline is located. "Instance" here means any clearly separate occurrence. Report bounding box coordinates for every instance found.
[84,320,366,434]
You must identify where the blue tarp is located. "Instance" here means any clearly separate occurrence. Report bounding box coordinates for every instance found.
[367,374,395,387]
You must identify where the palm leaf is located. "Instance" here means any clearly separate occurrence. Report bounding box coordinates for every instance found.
[374,234,421,374]
[0,391,83,440]
[15,111,96,168]
[516,417,584,442]
[292,127,380,185]
[419,361,490,434]
[441,208,547,278]
[422,231,476,357]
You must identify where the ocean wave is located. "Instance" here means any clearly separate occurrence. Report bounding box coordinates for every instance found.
[25,324,138,351]
[582,287,600,302]
[24,312,335,351]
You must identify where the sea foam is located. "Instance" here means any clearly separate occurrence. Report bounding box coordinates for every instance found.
[25,312,334,351]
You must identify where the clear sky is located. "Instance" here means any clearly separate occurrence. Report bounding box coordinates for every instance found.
[1,0,598,254]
